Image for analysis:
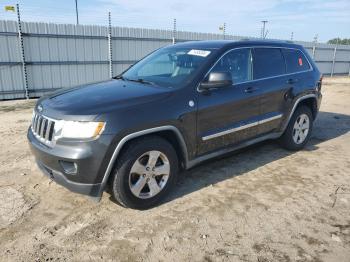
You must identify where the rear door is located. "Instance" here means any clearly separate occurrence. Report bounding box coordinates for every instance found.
[281,48,314,96]
[196,48,261,155]
[252,47,289,135]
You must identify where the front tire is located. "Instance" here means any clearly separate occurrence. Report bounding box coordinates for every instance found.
[109,136,179,209]
[279,105,313,151]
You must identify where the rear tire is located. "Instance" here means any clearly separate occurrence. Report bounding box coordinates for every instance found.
[109,136,179,209]
[279,105,313,151]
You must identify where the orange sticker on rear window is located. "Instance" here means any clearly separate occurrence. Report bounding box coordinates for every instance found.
[298,58,303,66]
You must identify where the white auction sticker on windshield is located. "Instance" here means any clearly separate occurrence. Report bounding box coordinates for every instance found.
[187,49,211,57]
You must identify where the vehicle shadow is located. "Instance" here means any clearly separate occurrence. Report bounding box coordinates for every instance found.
[162,111,350,205]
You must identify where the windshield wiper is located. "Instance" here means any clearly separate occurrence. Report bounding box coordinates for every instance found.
[112,75,125,80]
[113,75,157,86]
[126,78,157,86]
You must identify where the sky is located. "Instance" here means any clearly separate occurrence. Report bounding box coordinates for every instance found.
[0,0,349,42]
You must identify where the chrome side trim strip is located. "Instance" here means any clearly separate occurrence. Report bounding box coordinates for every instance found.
[98,125,189,198]
[202,122,258,141]
[259,114,283,124]
[202,114,283,141]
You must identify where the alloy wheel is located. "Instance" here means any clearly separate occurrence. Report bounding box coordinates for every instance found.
[292,113,310,144]
[128,151,170,199]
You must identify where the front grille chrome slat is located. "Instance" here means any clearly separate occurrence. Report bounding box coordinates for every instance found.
[31,113,56,147]
[48,122,55,141]
[33,114,38,132]
[36,116,42,134]
[40,118,46,137]
[45,121,52,140]
[38,117,44,136]
[33,115,39,133]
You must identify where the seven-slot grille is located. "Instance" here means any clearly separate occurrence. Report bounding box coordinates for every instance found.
[31,113,55,145]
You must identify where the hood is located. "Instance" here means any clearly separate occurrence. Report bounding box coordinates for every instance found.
[38,80,173,119]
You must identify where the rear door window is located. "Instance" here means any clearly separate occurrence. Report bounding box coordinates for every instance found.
[282,49,310,73]
[253,48,286,79]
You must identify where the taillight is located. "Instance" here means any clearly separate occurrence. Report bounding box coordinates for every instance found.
[317,76,322,92]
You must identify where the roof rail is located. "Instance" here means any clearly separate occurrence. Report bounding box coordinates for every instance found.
[238,38,295,44]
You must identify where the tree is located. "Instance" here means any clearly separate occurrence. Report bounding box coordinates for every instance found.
[327,38,350,45]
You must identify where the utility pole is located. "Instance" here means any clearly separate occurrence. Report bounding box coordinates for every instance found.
[290,32,294,41]
[172,18,176,45]
[219,23,226,39]
[223,23,226,39]
[75,0,79,25]
[261,20,268,39]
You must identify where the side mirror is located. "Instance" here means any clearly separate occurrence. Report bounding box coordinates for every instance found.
[199,71,233,90]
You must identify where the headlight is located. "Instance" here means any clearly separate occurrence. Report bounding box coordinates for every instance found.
[54,120,105,140]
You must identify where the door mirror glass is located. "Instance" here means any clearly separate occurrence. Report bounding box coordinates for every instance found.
[200,71,233,90]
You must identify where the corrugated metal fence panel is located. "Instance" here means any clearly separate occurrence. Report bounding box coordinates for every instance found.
[20,22,109,97]
[0,20,24,100]
[334,48,350,74]
[111,27,173,75]
[1,20,350,100]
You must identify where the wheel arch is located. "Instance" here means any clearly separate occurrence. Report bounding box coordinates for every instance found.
[98,126,189,196]
[282,94,317,132]
[296,97,318,120]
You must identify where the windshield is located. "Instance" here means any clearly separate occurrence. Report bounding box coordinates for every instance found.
[120,47,214,88]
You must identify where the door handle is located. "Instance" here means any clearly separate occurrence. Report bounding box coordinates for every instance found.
[287,78,298,84]
[244,87,259,93]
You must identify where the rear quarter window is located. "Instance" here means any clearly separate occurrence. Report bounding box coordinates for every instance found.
[253,48,286,79]
[282,49,310,73]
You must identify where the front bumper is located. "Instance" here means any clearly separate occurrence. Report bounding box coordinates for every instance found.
[27,128,114,198]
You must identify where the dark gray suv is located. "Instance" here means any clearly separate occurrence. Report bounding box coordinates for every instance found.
[28,40,322,209]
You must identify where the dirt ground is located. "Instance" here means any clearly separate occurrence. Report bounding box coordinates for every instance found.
[0,77,349,262]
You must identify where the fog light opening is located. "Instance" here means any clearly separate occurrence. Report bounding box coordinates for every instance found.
[59,160,78,175]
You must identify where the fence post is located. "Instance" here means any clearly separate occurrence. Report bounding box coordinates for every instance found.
[172,18,177,45]
[331,40,338,77]
[312,34,317,60]
[312,43,316,59]
[108,12,113,79]
[16,4,29,99]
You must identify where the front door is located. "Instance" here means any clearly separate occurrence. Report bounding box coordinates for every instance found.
[196,48,261,155]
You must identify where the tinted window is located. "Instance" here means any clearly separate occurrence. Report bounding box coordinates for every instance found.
[211,48,252,84]
[282,49,310,73]
[253,48,286,79]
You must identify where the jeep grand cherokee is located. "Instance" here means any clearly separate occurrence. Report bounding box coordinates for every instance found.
[28,40,322,209]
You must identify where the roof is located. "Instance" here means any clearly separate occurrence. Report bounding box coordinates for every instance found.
[172,39,302,50]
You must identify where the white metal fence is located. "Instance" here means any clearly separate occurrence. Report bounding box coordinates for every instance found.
[1,20,350,100]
